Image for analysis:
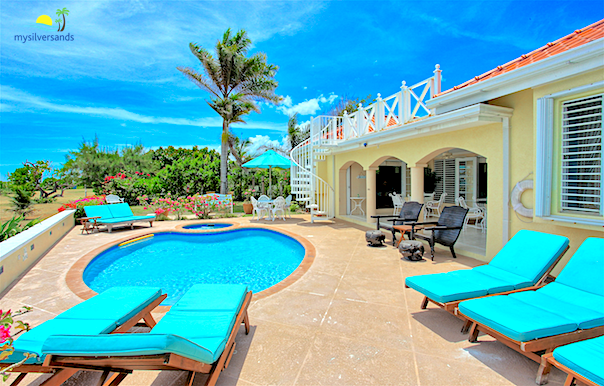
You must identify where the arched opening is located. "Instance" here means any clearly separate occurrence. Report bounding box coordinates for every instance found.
[419,148,488,255]
[338,161,366,220]
[369,156,410,214]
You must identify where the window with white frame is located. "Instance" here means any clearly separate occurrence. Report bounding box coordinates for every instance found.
[536,82,604,226]
[560,94,602,214]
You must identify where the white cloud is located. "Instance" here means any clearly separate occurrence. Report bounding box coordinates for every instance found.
[247,135,288,156]
[277,93,338,116]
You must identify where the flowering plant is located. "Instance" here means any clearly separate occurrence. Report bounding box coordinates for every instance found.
[0,307,33,381]
[242,188,256,204]
[137,194,229,220]
[57,195,106,218]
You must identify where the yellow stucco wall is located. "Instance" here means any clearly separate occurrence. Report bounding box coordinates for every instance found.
[319,69,602,272]
[327,122,504,260]
[491,69,604,275]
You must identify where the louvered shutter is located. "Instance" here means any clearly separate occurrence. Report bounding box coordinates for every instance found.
[560,94,603,215]
[434,159,456,203]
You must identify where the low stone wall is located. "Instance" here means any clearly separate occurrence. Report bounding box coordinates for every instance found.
[0,210,75,293]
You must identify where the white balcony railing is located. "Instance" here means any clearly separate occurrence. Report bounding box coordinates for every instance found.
[310,64,442,146]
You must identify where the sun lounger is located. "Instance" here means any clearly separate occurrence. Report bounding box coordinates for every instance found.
[84,203,155,233]
[458,237,604,383]
[405,230,569,331]
[538,336,604,386]
[2,287,166,385]
[41,284,252,386]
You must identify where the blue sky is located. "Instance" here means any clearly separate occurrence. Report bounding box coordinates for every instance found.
[1,0,602,179]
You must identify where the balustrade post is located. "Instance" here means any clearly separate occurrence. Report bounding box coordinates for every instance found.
[343,110,350,140]
[376,93,384,131]
[401,81,411,123]
[434,64,442,95]
[357,103,365,135]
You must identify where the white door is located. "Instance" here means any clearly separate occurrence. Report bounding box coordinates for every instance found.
[346,167,351,215]
[455,157,478,204]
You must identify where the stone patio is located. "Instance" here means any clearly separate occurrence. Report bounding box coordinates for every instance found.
[1,215,566,386]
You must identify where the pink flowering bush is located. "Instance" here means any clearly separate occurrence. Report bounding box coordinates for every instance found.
[242,188,256,204]
[138,194,229,220]
[0,307,33,381]
[57,195,106,218]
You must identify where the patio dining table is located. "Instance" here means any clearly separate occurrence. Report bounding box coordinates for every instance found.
[257,199,275,220]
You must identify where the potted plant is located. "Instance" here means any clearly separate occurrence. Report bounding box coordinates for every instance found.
[242,188,255,214]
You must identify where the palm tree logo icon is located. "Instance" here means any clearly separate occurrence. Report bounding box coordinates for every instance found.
[55,7,69,31]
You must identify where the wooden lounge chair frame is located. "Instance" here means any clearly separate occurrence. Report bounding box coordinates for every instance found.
[409,245,569,333]
[537,352,599,386]
[7,294,167,386]
[41,290,252,386]
[463,318,604,382]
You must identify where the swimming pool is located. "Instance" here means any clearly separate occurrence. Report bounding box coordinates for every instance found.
[83,229,306,305]
[182,223,232,230]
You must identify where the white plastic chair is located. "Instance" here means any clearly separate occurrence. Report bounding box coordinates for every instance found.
[257,195,272,220]
[389,193,404,215]
[284,195,293,218]
[251,197,269,220]
[456,196,485,231]
[271,197,286,221]
[424,192,447,219]
[106,194,124,204]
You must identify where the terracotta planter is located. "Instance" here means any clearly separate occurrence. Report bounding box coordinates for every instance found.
[243,203,253,214]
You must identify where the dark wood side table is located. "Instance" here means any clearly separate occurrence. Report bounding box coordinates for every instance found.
[79,216,101,234]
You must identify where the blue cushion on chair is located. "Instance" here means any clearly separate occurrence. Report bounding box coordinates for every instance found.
[471,265,535,289]
[42,284,249,365]
[58,287,162,327]
[2,287,163,365]
[108,203,134,218]
[507,289,604,330]
[553,336,604,386]
[42,333,217,365]
[458,295,577,341]
[406,270,515,303]
[553,238,604,297]
[84,205,113,221]
[487,230,569,283]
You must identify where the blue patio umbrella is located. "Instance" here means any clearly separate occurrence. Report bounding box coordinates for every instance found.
[242,150,291,196]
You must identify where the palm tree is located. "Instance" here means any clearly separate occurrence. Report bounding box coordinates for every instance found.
[177,28,281,194]
[287,113,310,150]
[56,8,69,31]
[55,18,61,31]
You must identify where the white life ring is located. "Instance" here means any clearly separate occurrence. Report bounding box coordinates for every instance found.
[511,180,533,217]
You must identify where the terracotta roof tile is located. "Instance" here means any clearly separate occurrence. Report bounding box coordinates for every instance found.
[437,19,604,96]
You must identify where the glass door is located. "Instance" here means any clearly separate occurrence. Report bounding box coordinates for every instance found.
[456,157,478,204]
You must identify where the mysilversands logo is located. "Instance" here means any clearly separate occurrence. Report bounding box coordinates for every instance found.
[14,8,74,43]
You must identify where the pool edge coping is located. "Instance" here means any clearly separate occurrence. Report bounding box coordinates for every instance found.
[65,225,316,313]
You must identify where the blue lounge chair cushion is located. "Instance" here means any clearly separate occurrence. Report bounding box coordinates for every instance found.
[108,203,134,218]
[539,282,604,314]
[405,231,569,304]
[553,336,604,386]
[458,295,577,341]
[486,230,569,283]
[84,205,113,221]
[553,238,604,297]
[405,269,515,303]
[58,287,163,327]
[42,333,217,365]
[507,289,604,330]
[42,284,249,365]
[8,319,116,364]
[3,287,162,364]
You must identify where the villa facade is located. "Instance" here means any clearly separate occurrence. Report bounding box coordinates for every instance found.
[290,19,604,272]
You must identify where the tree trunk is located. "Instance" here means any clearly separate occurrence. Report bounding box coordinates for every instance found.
[60,14,66,31]
[220,120,229,194]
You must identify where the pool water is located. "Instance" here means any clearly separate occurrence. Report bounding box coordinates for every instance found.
[83,229,305,305]
[182,223,232,230]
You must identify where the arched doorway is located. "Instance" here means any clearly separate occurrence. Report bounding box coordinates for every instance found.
[338,161,366,219]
